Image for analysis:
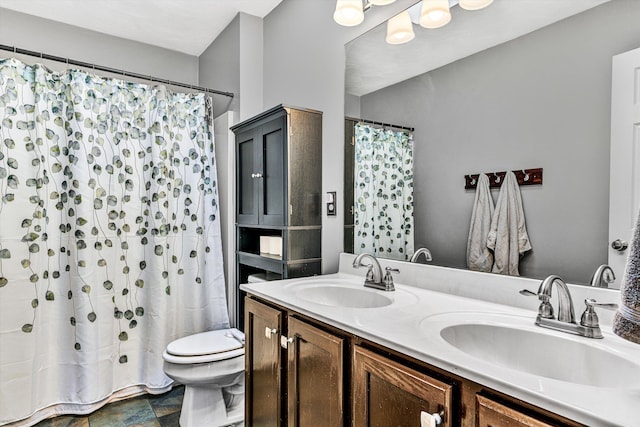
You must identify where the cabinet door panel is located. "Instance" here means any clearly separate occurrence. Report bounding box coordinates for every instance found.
[245,298,283,426]
[353,346,453,427]
[260,117,286,225]
[237,129,258,224]
[477,395,558,427]
[287,317,344,427]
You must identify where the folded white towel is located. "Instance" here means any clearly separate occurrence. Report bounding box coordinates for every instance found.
[467,174,494,272]
[486,171,532,276]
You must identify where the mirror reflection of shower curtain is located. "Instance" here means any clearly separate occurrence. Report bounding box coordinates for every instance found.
[354,123,414,261]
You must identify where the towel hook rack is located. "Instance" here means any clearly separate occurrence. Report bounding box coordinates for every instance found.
[465,168,543,189]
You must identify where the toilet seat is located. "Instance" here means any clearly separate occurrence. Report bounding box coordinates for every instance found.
[163,328,245,365]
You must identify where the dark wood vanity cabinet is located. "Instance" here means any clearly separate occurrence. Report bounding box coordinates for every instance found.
[353,346,453,427]
[244,297,346,427]
[477,395,572,427]
[244,295,585,427]
[287,317,345,427]
[244,298,284,426]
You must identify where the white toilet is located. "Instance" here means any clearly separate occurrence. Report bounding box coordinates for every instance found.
[162,328,245,427]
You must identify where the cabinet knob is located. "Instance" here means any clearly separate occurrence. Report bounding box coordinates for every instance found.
[420,410,444,426]
[264,327,277,339]
[252,173,263,179]
[280,335,294,349]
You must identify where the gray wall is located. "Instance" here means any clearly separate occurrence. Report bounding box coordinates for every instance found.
[199,12,263,121]
[0,8,198,83]
[262,0,418,273]
[200,14,241,116]
[360,0,640,283]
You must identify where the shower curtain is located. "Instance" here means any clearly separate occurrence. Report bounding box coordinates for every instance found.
[0,58,229,425]
[354,123,414,261]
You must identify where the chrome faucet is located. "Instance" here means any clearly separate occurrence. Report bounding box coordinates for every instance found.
[590,264,615,288]
[410,248,432,263]
[520,275,617,339]
[352,253,397,291]
[538,275,575,323]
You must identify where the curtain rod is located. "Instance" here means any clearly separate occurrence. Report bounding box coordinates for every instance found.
[346,116,414,132]
[0,44,235,99]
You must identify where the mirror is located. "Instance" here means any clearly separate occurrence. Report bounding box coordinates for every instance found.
[344,0,640,287]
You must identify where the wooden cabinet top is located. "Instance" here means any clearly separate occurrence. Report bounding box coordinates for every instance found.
[231,104,322,132]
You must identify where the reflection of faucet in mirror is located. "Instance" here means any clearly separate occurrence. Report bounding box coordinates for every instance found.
[590,264,615,288]
[410,248,432,263]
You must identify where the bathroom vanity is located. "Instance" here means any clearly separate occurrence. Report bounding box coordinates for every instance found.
[240,254,640,427]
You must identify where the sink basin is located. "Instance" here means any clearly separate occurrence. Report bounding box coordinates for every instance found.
[295,284,393,308]
[439,321,640,388]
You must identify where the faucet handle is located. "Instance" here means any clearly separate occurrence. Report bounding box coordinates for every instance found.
[383,267,399,290]
[520,289,554,319]
[580,298,619,328]
[365,265,375,282]
[584,298,618,310]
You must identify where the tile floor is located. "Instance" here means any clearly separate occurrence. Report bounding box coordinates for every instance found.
[35,386,184,427]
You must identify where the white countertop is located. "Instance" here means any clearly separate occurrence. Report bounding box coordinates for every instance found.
[240,253,640,427]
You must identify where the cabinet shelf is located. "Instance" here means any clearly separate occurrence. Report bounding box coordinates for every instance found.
[238,251,284,274]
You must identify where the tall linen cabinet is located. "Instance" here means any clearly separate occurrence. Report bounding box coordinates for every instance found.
[232,105,322,328]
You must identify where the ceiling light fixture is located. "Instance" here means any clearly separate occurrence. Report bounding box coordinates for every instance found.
[333,0,365,27]
[419,0,451,29]
[459,0,494,11]
[386,11,415,44]
[334,0,492,45]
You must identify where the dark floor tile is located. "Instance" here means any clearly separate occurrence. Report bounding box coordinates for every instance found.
[36,415,89,427]
[126,419,161,427]
[156,411,180,427]
[148,387,184,418]
[88,398,155,427]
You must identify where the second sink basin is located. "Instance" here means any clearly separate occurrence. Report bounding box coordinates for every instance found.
[422,313,640,388]
[295,283,393,308]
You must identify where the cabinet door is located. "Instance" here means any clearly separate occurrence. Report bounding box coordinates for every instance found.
[245,298,284,426]
[477,395,557,427]
[286,317,344,427]
[259,117,286,225]
[353,346,453,427]
[237,128,259,224]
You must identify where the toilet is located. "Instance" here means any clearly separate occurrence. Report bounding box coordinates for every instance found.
[162,328,245,427]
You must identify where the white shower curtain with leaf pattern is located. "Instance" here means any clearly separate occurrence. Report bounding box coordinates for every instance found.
[0,58,229,425]
[354,123,414,261]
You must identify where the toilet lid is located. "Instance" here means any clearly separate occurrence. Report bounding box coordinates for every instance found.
[167,328,244,357]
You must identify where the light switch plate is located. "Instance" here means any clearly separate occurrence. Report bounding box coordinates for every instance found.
[326,191,337,216]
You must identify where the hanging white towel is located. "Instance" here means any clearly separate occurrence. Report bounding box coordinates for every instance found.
[467,174,495,272]
[486,171,532,276]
